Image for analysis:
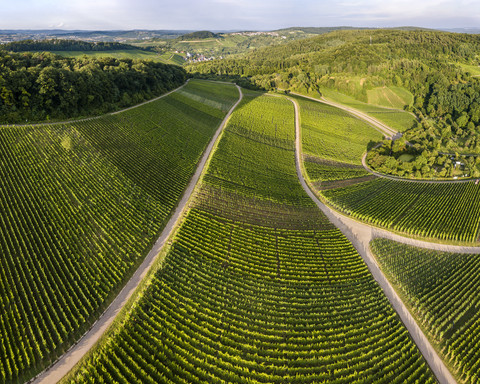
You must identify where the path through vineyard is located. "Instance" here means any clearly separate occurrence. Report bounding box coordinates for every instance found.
[291,97,459,384]
[31,84,243,384]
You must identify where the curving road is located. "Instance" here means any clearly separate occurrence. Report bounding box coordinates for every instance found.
[286,91,398,138]
[288,91,479,185]
[289,97,458,384]
[31,84,243,384]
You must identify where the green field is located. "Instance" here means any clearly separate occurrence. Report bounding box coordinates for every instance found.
[47,49,187,66]
[65,93,434,384]
[0,80,239,383]
[297,96,383,165]
[304,158,370,181]
[371,238,480,383]
[319,86,417,132]
[398,153,415,162]
[455,62,480,77]
[322,178,480,243]
[367,86,414,109]
[53,49,166,62]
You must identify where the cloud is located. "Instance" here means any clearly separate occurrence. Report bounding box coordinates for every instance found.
[0,0,478,30]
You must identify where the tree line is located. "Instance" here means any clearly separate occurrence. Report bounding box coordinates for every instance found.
[0,51,186,123]
[0,39,142,52]
[188,29,480,178]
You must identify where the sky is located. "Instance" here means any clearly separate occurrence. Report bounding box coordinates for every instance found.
[0,0,479,30]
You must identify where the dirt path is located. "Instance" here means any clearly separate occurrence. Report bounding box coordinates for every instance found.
[289,97,458,384]
[291,91,474,185]
[1,80,190,128]
[31,84,243,384]
[286,91,397,138]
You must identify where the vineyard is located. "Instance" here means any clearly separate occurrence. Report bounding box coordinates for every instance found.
[303,157,370,182]
[296,96,383,166]
[318,87,417,133]
[371,238,480,383]
[0,80,239,383]
[321,178,480,242]
[66,93,435,384]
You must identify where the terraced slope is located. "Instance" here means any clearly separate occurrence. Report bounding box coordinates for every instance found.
[66,93,434,384]
[297,96,383,166]
[0,80,239,384]
[294,93,480,243]
[322,178,480,243]
[371,238,480,383]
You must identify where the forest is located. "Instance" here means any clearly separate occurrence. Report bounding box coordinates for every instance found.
[0,51,186,123]
[0,39,141,52]
[189,29,480,179]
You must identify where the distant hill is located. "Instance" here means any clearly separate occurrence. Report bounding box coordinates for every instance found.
[0,39,140,52]
[274,26,368,34]
[0,29,193,43]
[180,31,219,40]
[443,27,480,34]
[188,28,480,120]
[274,26,433,34]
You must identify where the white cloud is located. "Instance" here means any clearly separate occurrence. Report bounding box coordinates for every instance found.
[0,0,478,30]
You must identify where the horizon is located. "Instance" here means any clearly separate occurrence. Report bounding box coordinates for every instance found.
[1,0,479,31]
[1,25,479,33]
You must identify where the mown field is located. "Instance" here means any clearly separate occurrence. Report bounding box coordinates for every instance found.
[0,80,239,383]
[322,178,480,243]
[53,49,165,61]
[66,93,434,384]
[319,87,417,132]
[371,238,480,383]
[366,86,414,109]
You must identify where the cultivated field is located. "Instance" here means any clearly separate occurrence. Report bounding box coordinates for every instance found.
[298,96,383,165]
[65,93,434,384]
[371,238,480,383]
[322,178,480,243]
[0,80,239,383]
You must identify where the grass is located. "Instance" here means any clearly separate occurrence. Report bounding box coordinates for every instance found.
[455,62,480,77]
[398,153,415,162]
[53,49,167,62]
[319,86,417,132]
[367,86,414,109]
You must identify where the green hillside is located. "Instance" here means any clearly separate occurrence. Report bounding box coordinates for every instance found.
[0,51,186,123]
[371,239,480,383]
[189,29,480,179]
[0,80,239,383]
[65,93,434,384]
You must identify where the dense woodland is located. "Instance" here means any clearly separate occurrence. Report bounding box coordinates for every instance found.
[189,29,480,179]
[179,31,219,40]
[0,39,140,52]
[0,51,186,123]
